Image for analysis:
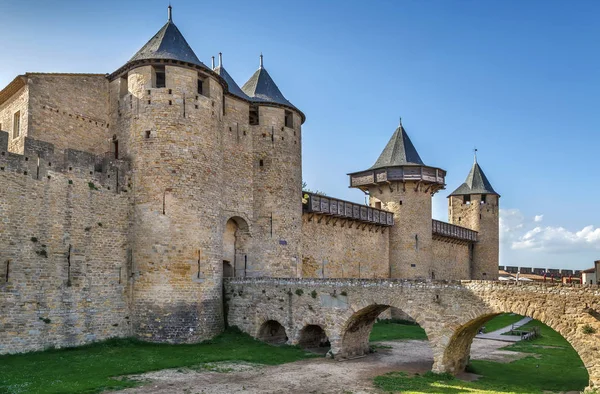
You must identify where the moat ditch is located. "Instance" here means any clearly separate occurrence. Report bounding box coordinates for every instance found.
[108,338,525,394]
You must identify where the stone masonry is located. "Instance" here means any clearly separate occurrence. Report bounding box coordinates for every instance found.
[225,278,600,391]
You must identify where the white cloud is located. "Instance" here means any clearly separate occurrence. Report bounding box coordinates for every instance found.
[512,225,600,253]
[500,209,600,254]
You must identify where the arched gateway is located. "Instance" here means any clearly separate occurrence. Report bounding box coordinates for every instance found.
[225,278,600,391]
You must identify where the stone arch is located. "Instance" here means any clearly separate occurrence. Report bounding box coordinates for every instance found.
[439,306,600,390]
[222,216,250,278]
[337,304,432,360]
[257,320,288,345]
[297,324,330,350]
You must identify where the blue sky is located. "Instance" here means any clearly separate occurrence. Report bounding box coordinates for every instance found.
[1,0,598,270]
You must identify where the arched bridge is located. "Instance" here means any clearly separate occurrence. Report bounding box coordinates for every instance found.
[224,278,600,392]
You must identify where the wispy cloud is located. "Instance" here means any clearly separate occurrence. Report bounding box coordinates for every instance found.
[534,215,544,222]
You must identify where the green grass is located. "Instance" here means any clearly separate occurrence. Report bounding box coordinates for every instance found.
[0,328,315,394]
[374,319,589,393]
[482,313,525,333]
[370,319,428,342]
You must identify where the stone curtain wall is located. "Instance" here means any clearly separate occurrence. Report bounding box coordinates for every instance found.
[225,278,600,391]
[431,239,471,280]
[301,214,390,278]
[0,134,131,354]
[28,74,110,154]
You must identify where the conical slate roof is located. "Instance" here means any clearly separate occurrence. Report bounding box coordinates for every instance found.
[370,124,425,170]
[242,63,296,109]
[449,160,499,196]
[215,66,250,100]
[129,17,205,67]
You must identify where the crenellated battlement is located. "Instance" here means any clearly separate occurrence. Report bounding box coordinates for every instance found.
[0,131,130,193]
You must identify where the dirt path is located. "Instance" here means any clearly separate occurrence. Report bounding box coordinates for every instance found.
[109,339,527,394]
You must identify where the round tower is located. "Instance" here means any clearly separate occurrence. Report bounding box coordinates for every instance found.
[108,8,228,342]
[240,55,305,277]
[348,120,446,279]
[448,154,500,280]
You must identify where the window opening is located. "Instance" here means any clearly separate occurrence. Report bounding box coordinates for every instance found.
[112,135,119,159]
[197,78,204,95]
[481,194,487,204]
[119,75,128,97]
[375,201,381,209]
[284,110,293,128]
[153,65,166,88]
[249,105,259,125]
[464,195,471,204]
[259,159,264,167]
[13,111,20,139]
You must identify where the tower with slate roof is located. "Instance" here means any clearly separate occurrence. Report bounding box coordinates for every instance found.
[104,6,304,343]
[448,154,500,280]
[348,120,446,279]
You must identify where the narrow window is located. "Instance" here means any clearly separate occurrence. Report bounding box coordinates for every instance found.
[0,123,2,131]
[284,110,293,128]
[13,111,20,139]
[464,195,471,204]
[375,201,381,209]
[197,78,204,96]
[112,136,119,159]
[119,75,128,97]
[249,105,259,125]
[145,130,151,139]
[259,159,264,167]
[481,194,487,204]
[152,65,166,88]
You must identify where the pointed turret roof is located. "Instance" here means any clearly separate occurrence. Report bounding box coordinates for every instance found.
[214,54,250,100]
[449,158,499,196]
[242,55,297,109]
[370,122,425,170]
[129,7,205,68]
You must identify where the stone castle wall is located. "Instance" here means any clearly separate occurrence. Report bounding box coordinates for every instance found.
[301,214,390,278]
[0,132,131,354]
[431,239,471,280]
[0,82,29,154]
[28,74,110,154]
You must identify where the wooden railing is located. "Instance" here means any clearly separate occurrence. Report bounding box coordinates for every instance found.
[303,192,393,226]
[432,219,477,242]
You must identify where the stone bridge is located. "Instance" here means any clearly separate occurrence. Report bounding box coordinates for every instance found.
[225,278,600,391]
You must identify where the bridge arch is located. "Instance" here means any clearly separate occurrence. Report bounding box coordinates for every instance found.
[297,324,330,350]
[337,303,434,360]
[257,319,288,345]
[440,283,600,390]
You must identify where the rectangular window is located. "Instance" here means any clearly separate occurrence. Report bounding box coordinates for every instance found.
[464,195,471,204]
[374,201,381,209]
[198,78,204,96]
[13,111,20,139]
[249,106,259,125]
[119,75,128,97]
[284,110,293,128]
[152,66,166,88]
[481,194,487,204]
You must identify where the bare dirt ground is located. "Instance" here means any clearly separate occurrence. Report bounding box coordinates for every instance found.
[109,339,527,394]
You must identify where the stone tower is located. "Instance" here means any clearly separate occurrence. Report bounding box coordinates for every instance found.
[108,7,227,342]
[241,56,305,278]
[448,155,500,280]
[348,121,446,279]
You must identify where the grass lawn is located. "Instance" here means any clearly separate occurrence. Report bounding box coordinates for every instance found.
[374,319,589,393]
[370,319,428,342]
[482,313,525,333]
[0,328,315,394]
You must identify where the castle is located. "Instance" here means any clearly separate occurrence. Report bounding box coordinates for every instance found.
[0,7,499,354]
